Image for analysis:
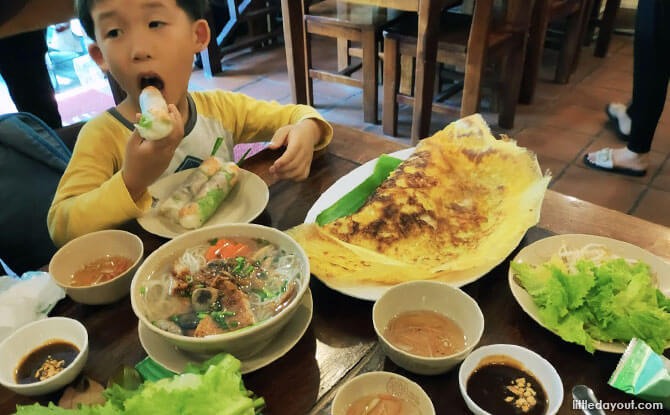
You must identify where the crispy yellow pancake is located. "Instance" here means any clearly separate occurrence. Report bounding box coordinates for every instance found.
[287,114,551,288]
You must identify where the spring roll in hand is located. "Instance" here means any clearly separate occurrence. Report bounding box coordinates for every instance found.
[135,86,173,140]
[178,162,240,229]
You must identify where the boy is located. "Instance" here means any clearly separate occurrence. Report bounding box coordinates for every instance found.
[48,0,332,247]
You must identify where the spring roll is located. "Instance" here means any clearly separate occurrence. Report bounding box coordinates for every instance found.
[135,86,173,140]
[158,157,226,221]
[198,156,225,177]
[178,162,240,229]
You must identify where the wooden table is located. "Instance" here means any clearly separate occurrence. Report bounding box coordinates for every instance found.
[281,0,450,143]
[3,123,669,415]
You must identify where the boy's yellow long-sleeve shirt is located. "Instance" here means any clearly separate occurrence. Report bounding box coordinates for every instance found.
[48,90,333,247]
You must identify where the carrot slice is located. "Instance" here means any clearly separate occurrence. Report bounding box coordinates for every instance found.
[205,239,251,261]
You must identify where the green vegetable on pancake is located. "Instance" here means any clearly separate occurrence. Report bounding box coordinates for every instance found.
[315,154,403,226]
[13,354,264,415]
[511,245,670,354]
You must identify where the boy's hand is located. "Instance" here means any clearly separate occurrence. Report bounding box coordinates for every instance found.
[122,104,184,201]
[267,118,322,181]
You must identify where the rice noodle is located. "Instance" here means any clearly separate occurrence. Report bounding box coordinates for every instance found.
[142,270,181,321]
[247,253,300,322]
[176,246,208,275]
[557,243,636,274]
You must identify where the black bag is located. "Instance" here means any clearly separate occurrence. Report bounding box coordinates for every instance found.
[0,112,71,274]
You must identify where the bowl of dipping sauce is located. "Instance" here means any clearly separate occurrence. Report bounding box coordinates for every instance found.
[331,371,435,415]
[0,317,88,396]
[373,280,484,375]
[49,230,143,305]
[458,344,563,415]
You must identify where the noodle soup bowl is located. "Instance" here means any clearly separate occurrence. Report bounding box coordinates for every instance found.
[131,223,310,359]
[49,230,144,305]
[373,281,484,375]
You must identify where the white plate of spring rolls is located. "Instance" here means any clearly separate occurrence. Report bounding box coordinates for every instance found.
[138,158,269,238]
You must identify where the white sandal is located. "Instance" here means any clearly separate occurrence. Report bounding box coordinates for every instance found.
[583,148,646,177]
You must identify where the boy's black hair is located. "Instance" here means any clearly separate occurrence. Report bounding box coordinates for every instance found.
[76,0,208,40]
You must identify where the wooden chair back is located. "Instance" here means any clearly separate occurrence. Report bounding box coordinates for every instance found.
[383,0,535,141]
[303,0,405,124]
[200,0,283,77]
[519,0,592,103]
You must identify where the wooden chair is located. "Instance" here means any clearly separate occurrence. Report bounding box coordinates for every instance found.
[200,0,283,77]
[519,0,592,104]
[382,0,534,141]
[303,0,404,123]
[583,0,621,58]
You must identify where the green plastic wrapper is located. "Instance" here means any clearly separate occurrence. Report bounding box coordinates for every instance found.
[609,338,670,408]
[315,154,403,226]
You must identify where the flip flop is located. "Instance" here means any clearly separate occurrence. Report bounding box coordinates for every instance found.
[605,104,631,142]
[583,149,646,177]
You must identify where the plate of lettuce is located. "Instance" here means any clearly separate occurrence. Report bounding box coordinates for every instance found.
[509,234,670,354]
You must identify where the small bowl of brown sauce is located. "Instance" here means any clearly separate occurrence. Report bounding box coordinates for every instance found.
[373,281,484,375]
[0,317,88,396]
[458,344,563,415]
[49,230,143,305]
[331,371,435,415]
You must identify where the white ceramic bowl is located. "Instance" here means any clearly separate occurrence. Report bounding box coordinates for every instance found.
[331,371,435,415]
[131,223,310,359]
[373,281,484,375]
[49,230,144,305]
[0,317,89,396]
[458,344,564,415]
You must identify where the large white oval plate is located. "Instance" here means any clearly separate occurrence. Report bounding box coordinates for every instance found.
[509,234,670,353]
[138,168,269,239]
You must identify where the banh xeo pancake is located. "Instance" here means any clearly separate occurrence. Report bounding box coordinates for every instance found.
[287,114,551,287]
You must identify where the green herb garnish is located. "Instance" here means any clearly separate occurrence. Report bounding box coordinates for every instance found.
[253,238,270,247]
[237,148,252,166]
[233,257,246,274]
[211,311,229,329]
[210,136,223,156]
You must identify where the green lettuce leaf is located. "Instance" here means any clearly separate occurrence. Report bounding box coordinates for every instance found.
[137,115,152,129]
[14,403,120,415]
[14,354,263,415]
[512,256,670,354]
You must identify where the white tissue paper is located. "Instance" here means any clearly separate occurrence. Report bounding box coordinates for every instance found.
[0,272,66,341]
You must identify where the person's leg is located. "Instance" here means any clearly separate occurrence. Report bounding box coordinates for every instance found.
[626,0,669,154]
[0,30,62,129]
[586,0,669,174]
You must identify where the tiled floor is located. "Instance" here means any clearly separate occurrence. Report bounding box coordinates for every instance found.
[3,32,669,227]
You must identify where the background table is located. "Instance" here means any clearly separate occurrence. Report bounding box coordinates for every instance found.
[2,123,668,414]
